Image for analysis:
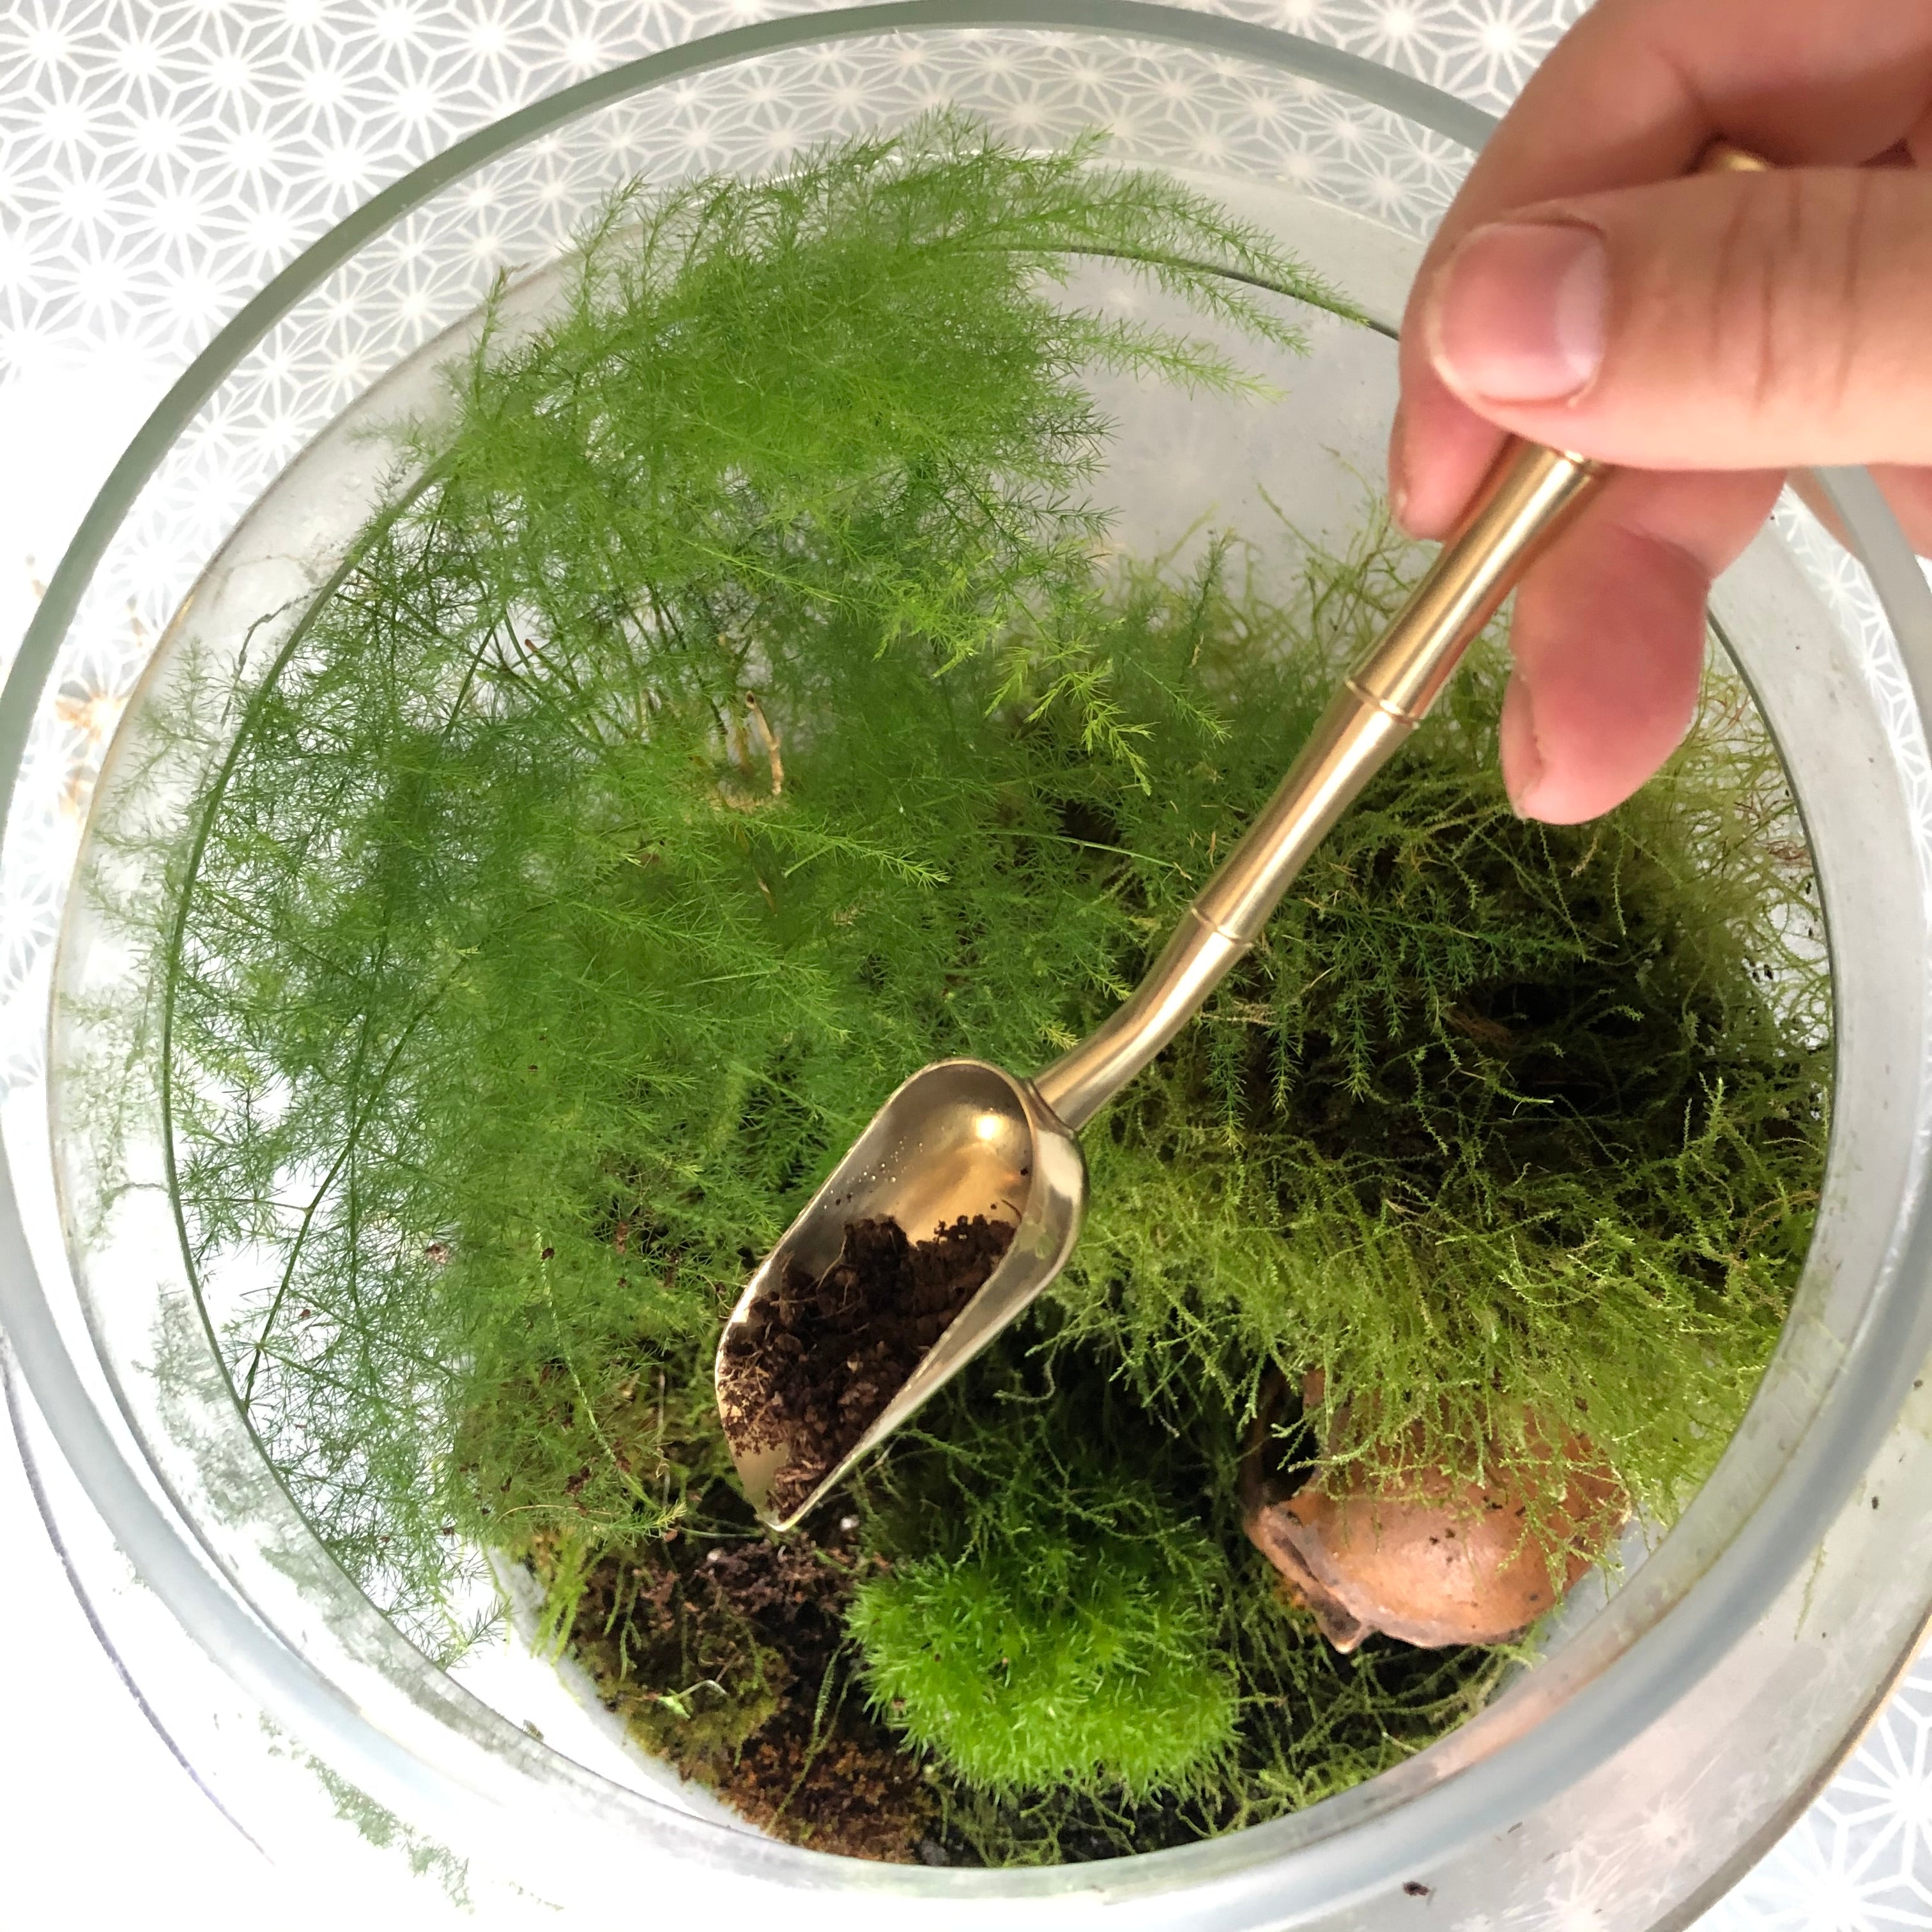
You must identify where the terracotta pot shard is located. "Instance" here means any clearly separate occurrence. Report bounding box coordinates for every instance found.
[1241,1373,1625,1652]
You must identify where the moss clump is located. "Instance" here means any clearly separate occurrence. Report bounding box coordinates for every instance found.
[854,1538,1232,1794]
[848,1427,1239,1797]
[101,119,1827,1864]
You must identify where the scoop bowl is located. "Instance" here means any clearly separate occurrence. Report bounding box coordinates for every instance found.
[715,1059,1085,1527]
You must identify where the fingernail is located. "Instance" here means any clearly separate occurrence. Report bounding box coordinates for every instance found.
[1427,221,1607,405]
[1499,672,1544,817]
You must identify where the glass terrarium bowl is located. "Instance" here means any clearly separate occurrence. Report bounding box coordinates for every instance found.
[7,7,1932,1925]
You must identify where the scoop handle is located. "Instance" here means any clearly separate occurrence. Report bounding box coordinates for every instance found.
[1030,438,1602,1130]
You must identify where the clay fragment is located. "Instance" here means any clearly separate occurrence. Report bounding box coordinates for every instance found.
[1241,1374,1625,1652]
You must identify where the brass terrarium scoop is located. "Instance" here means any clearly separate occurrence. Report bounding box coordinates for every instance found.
[717,141,1770,1531]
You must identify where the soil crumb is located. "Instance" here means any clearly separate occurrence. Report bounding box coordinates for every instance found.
[721,1213,1015,1517]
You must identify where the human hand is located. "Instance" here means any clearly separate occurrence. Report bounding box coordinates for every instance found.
[1392,0,1932,822]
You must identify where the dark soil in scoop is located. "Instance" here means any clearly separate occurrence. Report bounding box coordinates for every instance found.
[720,1213,1015,1519]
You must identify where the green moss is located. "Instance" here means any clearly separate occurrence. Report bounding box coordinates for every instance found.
[93,119,1828,1863]
[1045,546,1825,1522]
[848,1425,1238,1797]
[846,1334,1513,1857]
[854,1541,1234,1793]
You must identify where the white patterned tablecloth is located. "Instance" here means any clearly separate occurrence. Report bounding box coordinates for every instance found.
[1,4,1928,1927]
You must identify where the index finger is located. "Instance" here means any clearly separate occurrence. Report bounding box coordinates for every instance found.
[1393,0,1932,536]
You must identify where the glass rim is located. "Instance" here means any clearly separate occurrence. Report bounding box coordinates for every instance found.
[6,3,1932,1913]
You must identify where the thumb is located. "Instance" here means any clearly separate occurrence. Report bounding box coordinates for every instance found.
[1418,166,1932,470]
